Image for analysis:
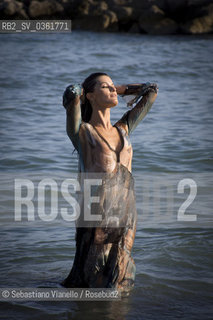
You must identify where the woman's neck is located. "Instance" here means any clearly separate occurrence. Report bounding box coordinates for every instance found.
[89,108,112,130]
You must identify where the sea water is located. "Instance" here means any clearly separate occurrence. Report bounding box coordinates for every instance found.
[0,31,213,319]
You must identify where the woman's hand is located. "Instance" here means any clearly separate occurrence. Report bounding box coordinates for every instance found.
[115,83,158,96]
[63,84,82,109]
[140,83,158,95]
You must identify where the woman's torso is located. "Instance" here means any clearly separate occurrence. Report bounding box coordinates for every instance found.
[78,122,133,173]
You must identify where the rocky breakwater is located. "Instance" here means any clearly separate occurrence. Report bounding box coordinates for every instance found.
[0,0,213,34]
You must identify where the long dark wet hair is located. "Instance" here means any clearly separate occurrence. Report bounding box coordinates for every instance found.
[81,72,108,122]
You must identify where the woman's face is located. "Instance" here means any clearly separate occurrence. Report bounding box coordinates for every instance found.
[87,75,118,109]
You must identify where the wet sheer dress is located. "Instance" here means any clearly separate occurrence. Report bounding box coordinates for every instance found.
[63,87,157,292]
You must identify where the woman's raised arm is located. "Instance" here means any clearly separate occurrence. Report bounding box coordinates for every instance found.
[63,84,82,151]
[115,83,158,135]
[116,84,147,96]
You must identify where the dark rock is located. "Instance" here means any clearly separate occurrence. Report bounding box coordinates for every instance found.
[74,0,118,32]
[73,9,118,32]
[106,10,119,31]
[96,1,108,12]
[88,1,108,16]
[112,6,133,22]
[128,22,140,33]
[0,0,28,19]
[165,0,187,14]
[28,0,64,18]
[164,0,213,23]
[76,0,109,18]
[159,0,212,15]
[140,4,165,20]
[110,5,134,31]
[187,0,213,6]
[0,0,213,34]
[61,0,79,18]
[149,17,178,34]
[77,0,91,16]
[139,4,178,34]
[108,0,132,5]
[181,3,213,34]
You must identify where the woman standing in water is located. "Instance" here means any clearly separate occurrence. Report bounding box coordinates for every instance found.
[62,73,158,292]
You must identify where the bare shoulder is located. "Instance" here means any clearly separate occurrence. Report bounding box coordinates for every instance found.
[79,122,97,147]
